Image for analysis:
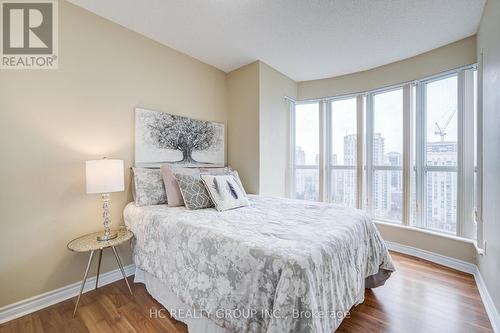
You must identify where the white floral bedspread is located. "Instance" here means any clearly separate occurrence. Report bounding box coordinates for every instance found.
[124,195,395,333]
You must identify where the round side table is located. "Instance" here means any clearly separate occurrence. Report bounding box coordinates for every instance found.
[67,229,134,316]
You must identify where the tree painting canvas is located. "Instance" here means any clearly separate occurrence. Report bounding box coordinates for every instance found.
[135,108,225,167]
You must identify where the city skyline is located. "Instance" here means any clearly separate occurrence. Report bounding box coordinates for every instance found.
[295,131,457,233]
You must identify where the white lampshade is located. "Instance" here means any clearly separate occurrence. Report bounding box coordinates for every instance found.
[86,159,124,194]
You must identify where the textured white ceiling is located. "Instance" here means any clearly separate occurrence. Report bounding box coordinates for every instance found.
[68,0,485,81]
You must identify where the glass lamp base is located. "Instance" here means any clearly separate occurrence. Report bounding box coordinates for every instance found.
[96,231,118,242]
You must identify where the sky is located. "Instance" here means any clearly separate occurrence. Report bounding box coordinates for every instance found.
[295,74,460,166]
[373,88,403,155]
[295,103,319,165]
[425,75,458,143]
[331,98,357,164]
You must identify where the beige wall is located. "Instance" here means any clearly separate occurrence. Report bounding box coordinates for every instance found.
[477,0,500,315]
[299,36,477,100]
[226,62,260,194]
[227,61,297,197]
[259,62,298,197]
[0,0,227,307]
[376,223,476,262]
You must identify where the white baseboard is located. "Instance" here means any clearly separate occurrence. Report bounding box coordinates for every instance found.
[474,267,500,333]
[0,264,135,324]
[385,241,476,273]
[387,241,499,333]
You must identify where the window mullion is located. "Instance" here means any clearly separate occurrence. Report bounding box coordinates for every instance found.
[318,100,327,202]
[476,53,484,248]
[365,93,374,216]
[372,166,402,171]
[324,100,332,203]
[424,165,457,172]
[456,71,465,235]
[415,82,426,229]
[458,69,475,238]
[402,84,413,226]
[295,165,320,169]
[457,71,464,237]
[356,95,364,209]
[331,165,356,170]
[287,100,296,198]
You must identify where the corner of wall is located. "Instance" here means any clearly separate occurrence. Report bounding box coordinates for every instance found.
[226,61,261,194]
[475,0,500,320]
[257,62,298,197]
[225,60,298,197]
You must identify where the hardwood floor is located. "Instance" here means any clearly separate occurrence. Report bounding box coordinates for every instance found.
[0,252,493,333]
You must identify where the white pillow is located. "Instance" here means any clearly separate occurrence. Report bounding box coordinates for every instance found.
[200,174,249,211]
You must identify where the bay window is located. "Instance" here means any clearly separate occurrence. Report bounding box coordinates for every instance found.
[289,64,480,240]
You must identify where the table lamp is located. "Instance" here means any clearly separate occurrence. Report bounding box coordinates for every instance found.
[86,158,124,241]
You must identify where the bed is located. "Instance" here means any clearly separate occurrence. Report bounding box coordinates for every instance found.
[124,194,395,333]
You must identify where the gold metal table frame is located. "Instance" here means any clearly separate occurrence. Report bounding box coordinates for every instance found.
[67,229,134,316]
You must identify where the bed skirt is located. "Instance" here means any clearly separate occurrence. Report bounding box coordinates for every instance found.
[134,267,231,333]
[134,266,391,333]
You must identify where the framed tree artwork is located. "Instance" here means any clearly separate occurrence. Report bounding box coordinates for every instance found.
[135,108,225,167]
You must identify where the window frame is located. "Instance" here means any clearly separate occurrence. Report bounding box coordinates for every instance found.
[366,86,405,223]
[475,54,484,249]
[414,69,476,237]
[415,72,460,234]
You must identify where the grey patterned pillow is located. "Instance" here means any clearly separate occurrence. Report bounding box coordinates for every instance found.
[132,167,167,206]
[174,173,214,210]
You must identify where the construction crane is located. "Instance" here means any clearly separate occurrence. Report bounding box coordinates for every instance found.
[434,108,456,141]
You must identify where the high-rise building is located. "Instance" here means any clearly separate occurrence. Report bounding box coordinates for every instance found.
[387,152,402,189]
[387,152,402,220]
[373,133,385,165]
[342,134,357,207]
[295,147,306,165]
[294,147,319,201]
[344,135,357,165]
[331,154,338,165]
[372,133,390,217]
[296,135,456,229]
[426,141,457,233]
[295,169,319,201]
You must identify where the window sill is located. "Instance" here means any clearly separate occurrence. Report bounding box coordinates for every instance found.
[373,220,475,245]
[474,241,485,256]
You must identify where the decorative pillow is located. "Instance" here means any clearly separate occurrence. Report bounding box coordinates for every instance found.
[160,165,199,207]
[199,167,232,175]
[227,170,245,193]
[161,165,234,207]
[174,173,214,210]
[132,167,167,206]
[200,174,249,211]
